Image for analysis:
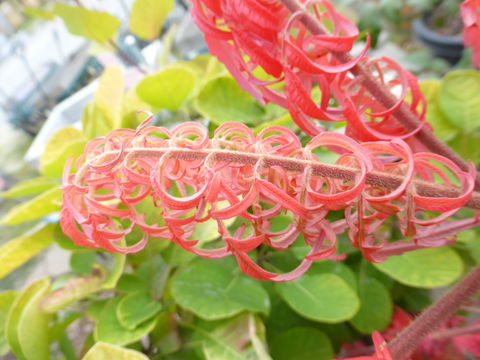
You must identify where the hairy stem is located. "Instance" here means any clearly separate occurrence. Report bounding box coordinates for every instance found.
[388,265,480,359]
[430,322,480,340]
[81,147,480,210]
[278,0,480,189]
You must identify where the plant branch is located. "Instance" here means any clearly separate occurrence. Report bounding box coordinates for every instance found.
[388,265,480,359]
[278,0,480,189]
[80,147,480,210]
[107,39,148,75]
[430,322,480,340]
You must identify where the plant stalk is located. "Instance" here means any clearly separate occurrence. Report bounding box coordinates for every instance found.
[278,0,480,189]
[388,265,480,359]
[81,147,480,210]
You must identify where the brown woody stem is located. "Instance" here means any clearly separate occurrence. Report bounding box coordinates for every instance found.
[279,0,480,189]
[388,265,480,360]
[84,147,480,210]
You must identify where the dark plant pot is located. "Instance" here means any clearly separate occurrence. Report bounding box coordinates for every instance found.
[412,13,464,65]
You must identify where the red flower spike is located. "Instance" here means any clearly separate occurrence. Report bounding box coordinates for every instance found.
[60,122,479,281]
[461,0,480,68]
[191,0,432,143]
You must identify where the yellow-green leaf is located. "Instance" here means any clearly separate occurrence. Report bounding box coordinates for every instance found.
[40,126,86,177]
[374,247,463,288]
[82,342,149,360]
[1,177,58,198]
[136,65,198,110]
[0,186,61,225]
[439,70,480,132]
[0,291,17,356]
[53,3,121,43]
[24,7,55,20]
[5,277,51,360]
[82,102,113,138]
[129,0,174,40]
[195,76,265,125]
[95,66,125,130]
[0,224,55,280]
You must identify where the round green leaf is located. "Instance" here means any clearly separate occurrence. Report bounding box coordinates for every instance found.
[94,298,158,346]
[373,247,463,288]
[171,259,270,320]
[350,278,392,334]
[308,261,357,291]
[136,65,197,110]
[116,292,162,330]
[195,76,265,125]
[82,342,149,360]
[275,273,359,323]
[270,327,334,360]
[439,70,480,131]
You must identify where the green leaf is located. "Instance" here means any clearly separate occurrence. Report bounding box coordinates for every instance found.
[40,126,86,177]
[70,251,96,275]
[447,132,480,163]
[95,66,125,130]
[82,102,114,138]
[94,298,158,346]
[150,311,181,356]
[270,327,333,360]
[195,76,265,125]
[1,177,58,198]
[171,259,270,320]
[308,261,357,291]
[102,249,126,290]
[419,79,458,141]
[6,277,51,360]
[0,224,55,279]
[117,292,162,330]
[129,0,174,40]
[24,7,55,20]
[53,3,121,43]
[275,273,359,323]
[194,314,271,360]
[439,70,480,131]
[0,291,17,356]
[82,342,149,360]
[0,186,61,225]
[136,255,171,299]
[373,247,463,288]
[162,242,196,266]
[136,65,197,110]
[41,267,107,313]
[116,274,149,293]
[350,278,392,334]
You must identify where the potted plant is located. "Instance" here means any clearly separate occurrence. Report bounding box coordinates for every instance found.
[412,0,465,64]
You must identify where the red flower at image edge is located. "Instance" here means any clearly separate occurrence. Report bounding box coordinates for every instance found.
[461,0,480,68]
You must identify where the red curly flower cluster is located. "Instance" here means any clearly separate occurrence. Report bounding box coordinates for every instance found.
[191,0,427,141]
[60,121,478,281]
[461,0,480,68]
[336,331,393,360]
[341,307,480,360]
